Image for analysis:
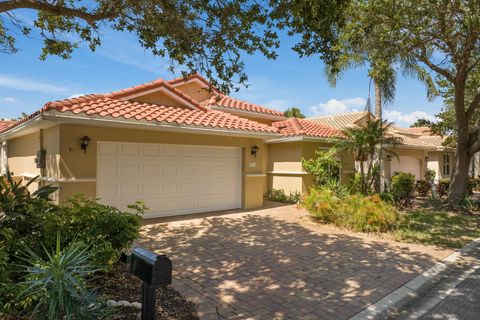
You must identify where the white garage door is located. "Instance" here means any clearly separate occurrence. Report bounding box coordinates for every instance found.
[391,156,421,180]
[97,142,242,218]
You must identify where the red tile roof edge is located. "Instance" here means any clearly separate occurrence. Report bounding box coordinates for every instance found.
[273,118,341,138]
[202,94,285,117]
[105,78,208,112]
[0,96,280,135]
[167,73,222,94]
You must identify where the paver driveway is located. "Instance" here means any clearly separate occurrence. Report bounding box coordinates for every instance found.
[139,203,452,320]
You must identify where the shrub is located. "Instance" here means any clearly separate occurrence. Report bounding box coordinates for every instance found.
[391,172,416,208]
[265,189,301,204]
[303,188,399,232]
[415,180,431,197]
[17,234,111,319]
[302,149,341,186]
[425,168,436,182]
[47,195,143,267]
[347,172,362,194]
[438,179,450,197]
[0,176,143,316]
[323,178,349,198]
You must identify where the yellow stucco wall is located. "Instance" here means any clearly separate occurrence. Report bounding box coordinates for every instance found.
[131,91,186,107]
[173,82,214,102]
[8,132,39,175]
[267,141,355,195]
[385,148,428,181]
[56,124,267,209]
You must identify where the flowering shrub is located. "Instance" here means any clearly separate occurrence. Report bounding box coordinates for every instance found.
[303,188,399,233]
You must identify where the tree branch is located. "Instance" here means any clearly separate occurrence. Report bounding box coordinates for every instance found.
[467,90,480,118]
[0,0,119,24]
[415,46,454,82]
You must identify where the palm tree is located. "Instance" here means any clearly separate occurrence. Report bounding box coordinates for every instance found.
[284,107,305,118]
[334,118,401,194]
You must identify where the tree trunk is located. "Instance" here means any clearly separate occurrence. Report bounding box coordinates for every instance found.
[448,77,470,202]
[374,80,383,192]
[374,80,382,120]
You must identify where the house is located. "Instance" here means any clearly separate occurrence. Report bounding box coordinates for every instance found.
[0,75,353,218]
[0,74,456,218]
[309,112,454,183]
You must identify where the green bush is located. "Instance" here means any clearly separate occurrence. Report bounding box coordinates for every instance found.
[347,172,362,194]
[0,175,143,316]
[48,195,144,267]
[438,179,450,197]
[303,188,399,232]
[415,180,431,197]
[265,189,301,204]
[302,149,341,186]
[391,172,416,208]
[425,168,436,182]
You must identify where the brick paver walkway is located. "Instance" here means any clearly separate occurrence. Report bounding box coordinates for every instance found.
[139,203,452,320]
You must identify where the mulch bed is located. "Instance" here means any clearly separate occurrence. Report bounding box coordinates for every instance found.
[96,262,199,320]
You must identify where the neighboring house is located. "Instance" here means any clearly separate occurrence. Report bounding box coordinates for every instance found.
[0,75,352,218]
[309,112,454,183]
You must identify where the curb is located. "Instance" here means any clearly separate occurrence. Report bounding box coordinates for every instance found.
[348,237,480,320]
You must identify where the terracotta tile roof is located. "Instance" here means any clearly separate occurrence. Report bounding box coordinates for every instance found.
[0,120,15,131]
[308,111,370,129]
[105,78,208,111]
[0,95,278,134]
[390,127,444,149]
[273,118,340,138]
[404,127,432,135]
[201,94,285,117]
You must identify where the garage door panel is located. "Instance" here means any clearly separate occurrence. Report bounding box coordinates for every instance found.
[97,142,242,218]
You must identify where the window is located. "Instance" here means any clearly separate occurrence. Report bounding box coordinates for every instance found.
[443,154,450,176]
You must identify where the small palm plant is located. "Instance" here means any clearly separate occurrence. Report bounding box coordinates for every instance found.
[16,233,111,319]
[334,118,401,194]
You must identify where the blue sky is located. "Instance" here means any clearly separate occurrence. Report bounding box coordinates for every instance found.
[0,18,442,127]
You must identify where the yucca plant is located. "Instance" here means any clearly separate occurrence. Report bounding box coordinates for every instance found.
[16,233,111,319]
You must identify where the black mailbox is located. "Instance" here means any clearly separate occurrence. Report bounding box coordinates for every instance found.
[130,247,172,287]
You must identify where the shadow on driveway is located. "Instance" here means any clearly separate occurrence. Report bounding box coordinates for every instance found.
[138,206,450,320]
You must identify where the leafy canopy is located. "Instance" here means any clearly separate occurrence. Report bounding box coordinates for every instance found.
[0,0,282,93]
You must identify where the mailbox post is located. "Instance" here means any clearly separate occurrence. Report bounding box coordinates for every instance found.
[129,247,172,320]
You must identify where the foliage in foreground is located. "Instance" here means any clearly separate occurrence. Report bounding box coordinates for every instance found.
[303,188,399,233]
[0,175,143,316]
[265,189,302,204]
[17,234,111,319]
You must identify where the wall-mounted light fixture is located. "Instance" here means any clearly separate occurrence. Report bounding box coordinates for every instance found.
[80,135,91,153]
[386,154,392,161]
[425,156,429,161]
[251,145,259,158]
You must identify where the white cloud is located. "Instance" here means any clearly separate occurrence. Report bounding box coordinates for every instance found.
[0,75,74,95]
[384,110,437,127]
[1,97,18,103]
[68,93,85,99]
[310,97,367,116]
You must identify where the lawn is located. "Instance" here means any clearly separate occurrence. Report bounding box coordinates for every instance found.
[394,201,480,248]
